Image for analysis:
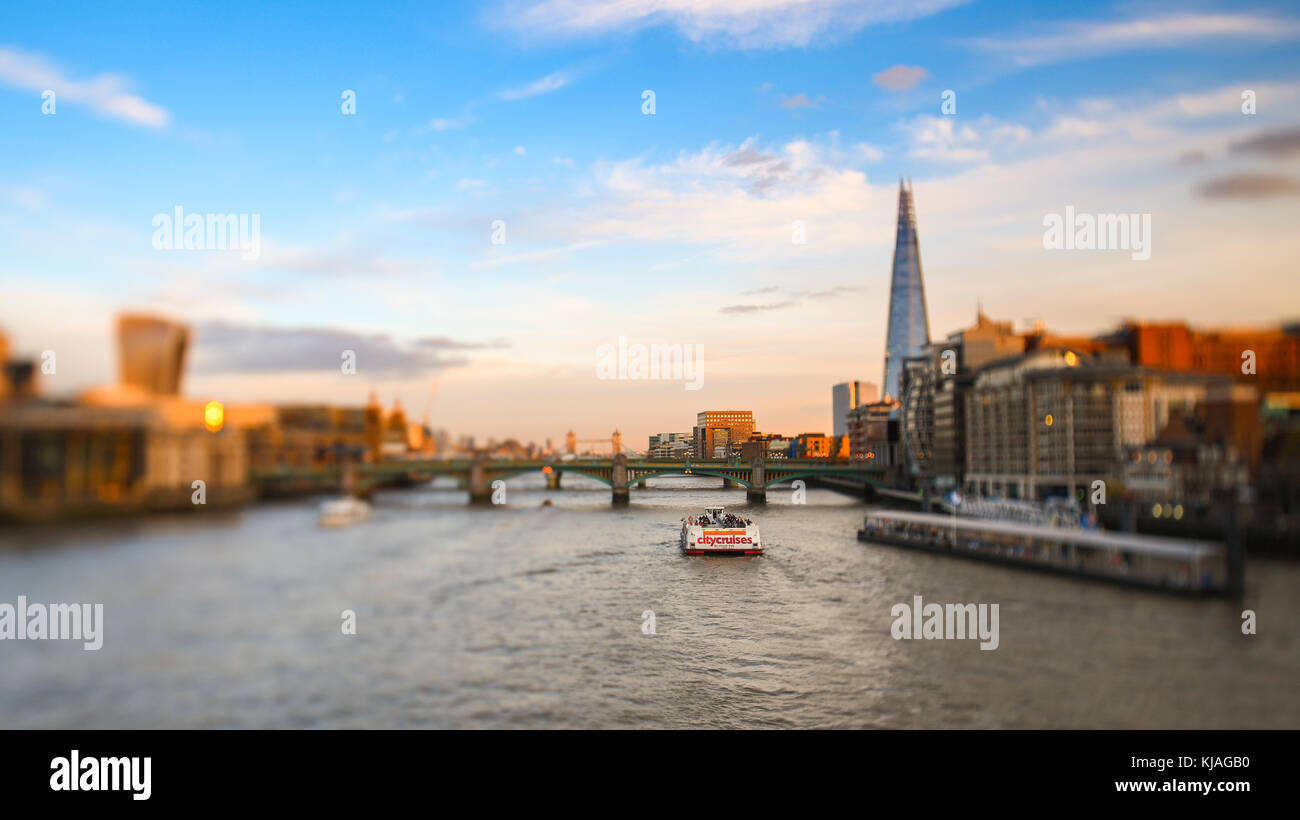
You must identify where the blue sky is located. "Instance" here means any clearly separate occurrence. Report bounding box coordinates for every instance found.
[3,0,1300,446]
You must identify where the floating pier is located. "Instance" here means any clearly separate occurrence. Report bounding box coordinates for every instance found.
[858,510,1233,596]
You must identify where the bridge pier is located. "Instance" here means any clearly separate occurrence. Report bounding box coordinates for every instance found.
[468,456,493,504]
[546,470,562,490]
[611,454,629,506]
[747,458,767,504]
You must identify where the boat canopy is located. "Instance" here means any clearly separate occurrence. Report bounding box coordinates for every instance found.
[863,510,1222,560]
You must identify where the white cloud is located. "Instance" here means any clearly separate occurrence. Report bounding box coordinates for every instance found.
[973,13,1300,67]
[897,82,1300,166]
[473,240,604,269]
[528,135,883,257]
[0,184,47,210]
[497,0,968,48]
[903,116,1029,163]
[429,114,474,131]
[853,142,884,163]
[0,47,170,128]
[497,69,577,100]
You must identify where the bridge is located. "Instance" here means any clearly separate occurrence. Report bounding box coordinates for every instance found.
[254,455,893,506]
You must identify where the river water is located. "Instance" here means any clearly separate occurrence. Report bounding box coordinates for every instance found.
[1,475,1297,728]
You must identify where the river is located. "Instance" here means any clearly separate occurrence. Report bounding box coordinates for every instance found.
[1,475,1296,728]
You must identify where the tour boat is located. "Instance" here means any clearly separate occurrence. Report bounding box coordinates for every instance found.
[320,496,371,527]
[680,506,762,556]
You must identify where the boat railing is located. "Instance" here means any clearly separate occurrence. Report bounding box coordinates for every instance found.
[862,510,1222,590]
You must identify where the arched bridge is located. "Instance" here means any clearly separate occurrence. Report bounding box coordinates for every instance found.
[255,455,891,505]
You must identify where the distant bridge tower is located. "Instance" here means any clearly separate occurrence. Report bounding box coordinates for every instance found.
[566,429,621,455]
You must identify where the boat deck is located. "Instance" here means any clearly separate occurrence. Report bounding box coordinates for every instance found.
[859,510,1227,595]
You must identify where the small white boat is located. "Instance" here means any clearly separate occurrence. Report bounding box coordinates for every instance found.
[680,506,762,556]
[320,496,371,527]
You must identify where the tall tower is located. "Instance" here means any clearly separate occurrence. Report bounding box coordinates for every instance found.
[117,313,190,395]
[881,179,931,401]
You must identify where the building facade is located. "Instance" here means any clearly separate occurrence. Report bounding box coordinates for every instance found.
[0,398,251,523]
[693,410,754,458]
[1103,321,1300,394]
[791,432,834,459]
[648,432,693,458]
[832,381,874,438]
[847,400,899,465]
[963,349,1232,501]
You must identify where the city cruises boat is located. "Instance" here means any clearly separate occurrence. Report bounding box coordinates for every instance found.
[320,496,371,527]
[680,506,762,556]
[858,510,1228,595]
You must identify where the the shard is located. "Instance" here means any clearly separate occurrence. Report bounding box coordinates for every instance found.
[881,178,931,400]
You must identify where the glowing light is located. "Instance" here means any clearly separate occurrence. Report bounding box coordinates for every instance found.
[1064,351,1078,366]
[1044,414,1054,427]
[1174,504,1184,520]
[203,401,224,433]
[1152,503,1163,518]
[542,465,553,474]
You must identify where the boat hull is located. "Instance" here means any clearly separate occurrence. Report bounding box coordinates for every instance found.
[683,547,763,556]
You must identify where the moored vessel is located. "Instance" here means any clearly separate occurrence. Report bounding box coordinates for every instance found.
[320,496,371,527]
[858,509,1228,595]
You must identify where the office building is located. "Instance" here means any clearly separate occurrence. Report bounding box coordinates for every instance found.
[117,314,191,396]
[963,348,1232,501]
[881,179,931,400]
[693,410,754,458]
[832,381,875,437]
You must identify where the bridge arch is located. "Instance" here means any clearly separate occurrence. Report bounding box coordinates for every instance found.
[486,466,614,487]
[762,470,886,489]
[629,468,753,488]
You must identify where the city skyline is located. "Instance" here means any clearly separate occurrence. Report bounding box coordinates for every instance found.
[2,1,1299,745]
[3,1,1300,448]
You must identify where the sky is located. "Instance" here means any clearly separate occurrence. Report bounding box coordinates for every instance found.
[2,0,1299,449]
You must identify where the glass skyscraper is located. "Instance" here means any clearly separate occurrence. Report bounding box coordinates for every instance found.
[881,179,931,400]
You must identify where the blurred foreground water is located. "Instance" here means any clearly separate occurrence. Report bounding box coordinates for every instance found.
[1,475,1296,728]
